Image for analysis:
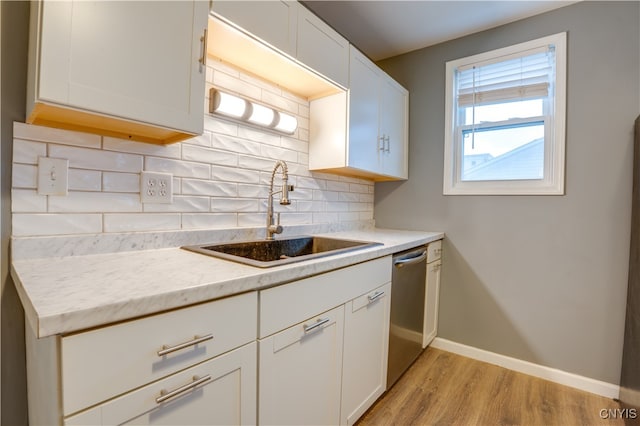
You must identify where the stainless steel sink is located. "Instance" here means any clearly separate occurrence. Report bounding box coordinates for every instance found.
[182,236,382,268]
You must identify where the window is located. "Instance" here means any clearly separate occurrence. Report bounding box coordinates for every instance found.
[443,33,567,195]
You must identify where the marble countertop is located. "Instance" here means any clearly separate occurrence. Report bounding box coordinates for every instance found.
[11,228,443,338]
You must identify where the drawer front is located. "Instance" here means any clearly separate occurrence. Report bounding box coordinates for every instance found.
[61,291,257,416]
[65,342,257,426]
[260,256,391,338]
[427,239,442,263]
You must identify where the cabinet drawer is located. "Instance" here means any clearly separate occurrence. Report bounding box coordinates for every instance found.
[61,291,257,416]
[427,240,442,263]
[65,341,257,426]
[260,256,391,338]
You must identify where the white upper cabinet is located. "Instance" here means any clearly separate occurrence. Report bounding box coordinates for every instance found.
[296,5,349,88]
[210,1,348,90]
[309,46,409,181]
[210,0,298,57]
[27,0,208,144]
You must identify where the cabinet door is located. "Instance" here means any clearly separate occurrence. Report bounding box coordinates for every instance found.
[341,282,391,425]
[379,76,409,179]
[65,342,257,426]
[259,306,344,425]
[297,5,349,88]
[211,0,297,57]
[423,260,442,348]
[348,47,381,173]
[37,0,207,135]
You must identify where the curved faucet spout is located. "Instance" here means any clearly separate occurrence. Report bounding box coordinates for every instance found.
[266,160,294,240]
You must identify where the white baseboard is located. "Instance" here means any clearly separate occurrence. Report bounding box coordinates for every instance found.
[430,337,620,399]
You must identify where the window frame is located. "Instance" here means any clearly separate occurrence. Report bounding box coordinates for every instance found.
[443,32,567,195]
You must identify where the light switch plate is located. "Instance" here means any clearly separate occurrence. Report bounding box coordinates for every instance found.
[38,157,68,196]
[140,171,173,204]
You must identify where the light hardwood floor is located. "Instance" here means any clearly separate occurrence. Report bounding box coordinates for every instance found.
[358,347,634,426]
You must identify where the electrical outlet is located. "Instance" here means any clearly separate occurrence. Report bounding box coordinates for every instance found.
[37,157,68,196]
[140,171,173,204]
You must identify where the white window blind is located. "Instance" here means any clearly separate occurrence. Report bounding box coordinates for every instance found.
[456,46,555,107]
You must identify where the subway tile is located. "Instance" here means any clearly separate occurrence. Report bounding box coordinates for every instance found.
[12,164,38,188]
[182,213,238,229]
[313,212,339,224]
[237,183,269,199]
[237,126,281,147]
[14,122,101,148]
[340,192,360,202]
[211,165,260,184]
[214,71,261,100]
[298,152,309,166]
[182,133,212,148]
[13,139,46,164]
[260,145,298,163]
[237,213,265,227]
[262,91,299,115]
[338,212,360,222]
[326,201,349,212]
[359,211,374,220]
[297,177,326,190]
[182,145,238,166]
[238,155,278,172]
[182,179,237,197]
[290,188,312,201]
[104,213,181,233]
[359,193,374,203]
[297,201,324,212]
[298,104,310,119]
[211,133,261,157]
[349,183,370,193]
[49,145,143,173]
[12,213,102,236]
[68,169,102,191]
[12,190,46,212]
[103,172,140,193]
[103,137,181,158]
[281,137,308,154]
[49,192,142,213]
[204,115,238,136]
[327,180,350,192]
[145,157,210,179]
[280,212,312,225]
[210,198,260,213]
[142,196,209,213]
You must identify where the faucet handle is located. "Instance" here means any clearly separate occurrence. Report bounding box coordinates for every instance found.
[287,185,294,192]
[276,212,281,225]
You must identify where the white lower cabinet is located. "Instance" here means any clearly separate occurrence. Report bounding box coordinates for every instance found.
[341,282,391,425]
[65,342,257,426]
[27,256,397,425]
[423,240,443,348]
[258,256,392,426]
[258,305,345,425]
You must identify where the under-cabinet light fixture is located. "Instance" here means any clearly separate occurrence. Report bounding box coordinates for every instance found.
[209,88,298,135]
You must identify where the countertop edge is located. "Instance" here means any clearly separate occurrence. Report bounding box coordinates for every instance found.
[12,229,444,338]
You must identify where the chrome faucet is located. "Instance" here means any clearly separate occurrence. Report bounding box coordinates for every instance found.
[266,160,294,240]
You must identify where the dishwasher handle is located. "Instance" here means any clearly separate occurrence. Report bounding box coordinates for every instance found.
[393,250,427,268]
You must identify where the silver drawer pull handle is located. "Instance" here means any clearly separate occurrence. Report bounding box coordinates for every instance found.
[368,291,385,302]
[156,375,211,404]
[157,334,213,357]
[303,317,330,334]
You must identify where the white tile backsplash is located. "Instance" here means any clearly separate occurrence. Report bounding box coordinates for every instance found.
[12,63,374,237]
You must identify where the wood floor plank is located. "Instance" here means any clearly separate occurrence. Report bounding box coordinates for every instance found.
[358,347,629,426]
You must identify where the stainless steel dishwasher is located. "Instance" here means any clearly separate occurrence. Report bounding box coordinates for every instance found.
[387,245,427,388]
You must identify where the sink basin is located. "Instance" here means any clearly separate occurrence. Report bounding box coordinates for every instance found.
[182,236,382,268]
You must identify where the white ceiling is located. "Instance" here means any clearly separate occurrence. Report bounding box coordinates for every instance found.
[303,1,577,61]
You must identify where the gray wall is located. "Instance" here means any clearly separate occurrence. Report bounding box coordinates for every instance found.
[1,1,30,424]
[376,1,640,384]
